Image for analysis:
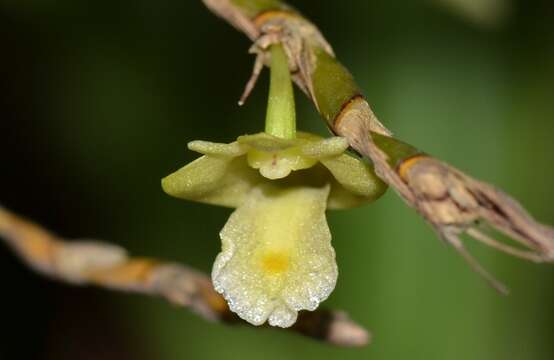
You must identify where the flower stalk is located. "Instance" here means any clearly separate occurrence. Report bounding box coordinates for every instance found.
[265,43,296,139]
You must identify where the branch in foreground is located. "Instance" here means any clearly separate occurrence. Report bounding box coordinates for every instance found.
[0,206,369,347]
[202,0,554,292]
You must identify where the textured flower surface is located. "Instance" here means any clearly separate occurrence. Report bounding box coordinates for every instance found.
[213,184,335,327]
[162,131,386,327]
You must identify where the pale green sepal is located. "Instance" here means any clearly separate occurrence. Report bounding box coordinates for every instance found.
[321,153,387,202]
[162,156,263,208]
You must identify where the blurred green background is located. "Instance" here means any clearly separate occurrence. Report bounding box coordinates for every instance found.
[0,1,553,359]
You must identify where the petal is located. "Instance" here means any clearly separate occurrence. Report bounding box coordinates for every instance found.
[237,131,322,152]
[321,153,388,208]
[161,155,264,208]
[212,184,337,328]
[237,133,295,152]
[187,140,246,157]
[299,137,349,159]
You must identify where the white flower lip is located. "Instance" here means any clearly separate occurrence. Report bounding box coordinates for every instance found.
[211,184,337,328]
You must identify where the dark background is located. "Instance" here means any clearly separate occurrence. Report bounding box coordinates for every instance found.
[1,1,553,359]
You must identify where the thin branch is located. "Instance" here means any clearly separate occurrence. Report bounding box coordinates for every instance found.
[0,205,370,347]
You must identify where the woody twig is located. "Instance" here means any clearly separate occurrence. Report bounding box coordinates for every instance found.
[0,206,370,347]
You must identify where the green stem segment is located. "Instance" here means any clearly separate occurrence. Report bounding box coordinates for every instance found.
[371,132,422,166]
[265,44,296,139]
[311,48,361,127]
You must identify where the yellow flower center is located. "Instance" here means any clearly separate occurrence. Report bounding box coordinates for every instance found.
[261,252,290,274]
